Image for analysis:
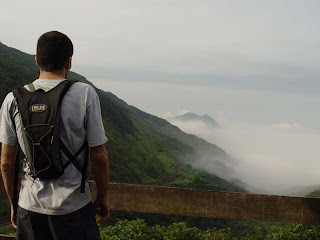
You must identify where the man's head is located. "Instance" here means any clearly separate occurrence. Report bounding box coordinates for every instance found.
[36,31,73,72]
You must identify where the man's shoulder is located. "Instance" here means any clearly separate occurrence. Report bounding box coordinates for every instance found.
[71,81,92,88]
[71,81,96,93]
[1,92,15,108]
[66,81,99,104]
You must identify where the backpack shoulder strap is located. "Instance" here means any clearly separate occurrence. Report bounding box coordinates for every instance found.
[8,96,20,216]
[60,140,89,193]
[12,150,20,217]
[28,83,36,92]
[57,80,89,193]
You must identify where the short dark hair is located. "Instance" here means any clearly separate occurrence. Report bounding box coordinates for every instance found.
[36,31,73,72]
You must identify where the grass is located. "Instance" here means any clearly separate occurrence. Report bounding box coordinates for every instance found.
[0,225,15,235]
[155,152,176,175]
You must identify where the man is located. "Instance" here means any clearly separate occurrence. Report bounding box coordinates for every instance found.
[0,31,109,239]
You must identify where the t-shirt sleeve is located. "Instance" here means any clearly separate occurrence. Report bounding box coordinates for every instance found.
[0,93,18,146]
[85,87,108,147]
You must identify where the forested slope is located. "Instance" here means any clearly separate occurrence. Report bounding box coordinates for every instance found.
[0,42,245,192]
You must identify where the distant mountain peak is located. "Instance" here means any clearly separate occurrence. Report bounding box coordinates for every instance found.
[181,112,198,118]
[170,112,222,128]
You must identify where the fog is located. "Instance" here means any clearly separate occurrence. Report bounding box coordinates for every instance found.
[169,115,320,196]
[91,78,320,196]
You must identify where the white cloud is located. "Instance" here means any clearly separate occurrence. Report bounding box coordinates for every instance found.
[158,109,191,120]
[1,0,320,94]
[159,112,175,119]
[169,116,320,195]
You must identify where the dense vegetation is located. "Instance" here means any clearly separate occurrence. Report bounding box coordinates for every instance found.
[2,213,320,240]
[99,219,320,240]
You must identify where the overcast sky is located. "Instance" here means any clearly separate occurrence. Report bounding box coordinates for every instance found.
[2,0,320,193]
[1,0,319,129]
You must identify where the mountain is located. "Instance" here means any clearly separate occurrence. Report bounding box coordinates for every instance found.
[284,185,320,197]
[170,112,222,128]
[0,42,246,193]
[306,189,320,198]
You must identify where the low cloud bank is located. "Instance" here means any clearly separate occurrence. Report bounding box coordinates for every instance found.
[168,113,320,196]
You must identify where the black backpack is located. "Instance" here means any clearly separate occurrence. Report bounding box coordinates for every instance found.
[11,80,89,214]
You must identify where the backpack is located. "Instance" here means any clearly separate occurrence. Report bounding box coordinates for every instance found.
[11,80,89,214]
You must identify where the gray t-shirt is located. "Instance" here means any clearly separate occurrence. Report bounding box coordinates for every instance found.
[0,79,107,215]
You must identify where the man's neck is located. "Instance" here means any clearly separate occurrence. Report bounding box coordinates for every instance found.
[38,70,66,80]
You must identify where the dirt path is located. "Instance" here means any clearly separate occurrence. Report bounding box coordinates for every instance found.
[160,165,180,186]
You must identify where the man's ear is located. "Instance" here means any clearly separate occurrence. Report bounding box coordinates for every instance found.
[35,56,39,68]
[65,56,72,70]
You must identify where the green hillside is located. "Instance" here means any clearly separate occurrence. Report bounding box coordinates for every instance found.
[305,189,320,198]
[0,42,246,193]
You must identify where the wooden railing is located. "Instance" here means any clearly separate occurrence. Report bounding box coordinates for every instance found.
[98,182,320,224]
[1,181,320,239]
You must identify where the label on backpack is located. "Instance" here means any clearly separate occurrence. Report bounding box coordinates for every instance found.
[30,104,48,113]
